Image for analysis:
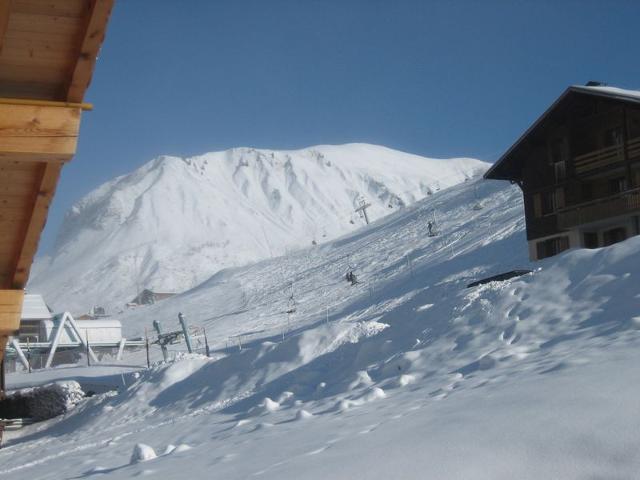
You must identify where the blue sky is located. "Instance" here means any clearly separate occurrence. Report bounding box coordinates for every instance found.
[42,0,640,254]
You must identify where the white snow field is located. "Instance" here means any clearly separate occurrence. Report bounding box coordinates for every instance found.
[5,178,640,479]
[29,143,485,314]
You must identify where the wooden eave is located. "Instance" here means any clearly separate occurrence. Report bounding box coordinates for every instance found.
[0,0,114,363]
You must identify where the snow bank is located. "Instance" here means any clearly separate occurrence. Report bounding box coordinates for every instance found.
[130,443,156,464]
[5,178,640,480]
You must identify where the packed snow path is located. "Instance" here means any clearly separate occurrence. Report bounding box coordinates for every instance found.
[4,179,640,479]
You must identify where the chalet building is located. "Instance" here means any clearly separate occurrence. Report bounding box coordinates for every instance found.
[77,306,110,320]
[129,289,176,306]
[485,83,640,260]
[17,295,53,343]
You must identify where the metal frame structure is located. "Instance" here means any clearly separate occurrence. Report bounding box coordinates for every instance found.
[6,312,145,370]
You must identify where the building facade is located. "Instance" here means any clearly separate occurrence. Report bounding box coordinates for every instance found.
[17,294,53,343]
[485,84,640,260]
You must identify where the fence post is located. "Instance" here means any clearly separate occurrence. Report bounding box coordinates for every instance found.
[145,328,151,369]
[203,328,211,358]
[85,331,91,367]
[26,338,31,374]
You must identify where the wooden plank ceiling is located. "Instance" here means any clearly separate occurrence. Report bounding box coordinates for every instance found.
[0,0,114,365]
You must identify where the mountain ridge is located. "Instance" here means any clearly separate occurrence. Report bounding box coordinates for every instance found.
[30,143,487,313]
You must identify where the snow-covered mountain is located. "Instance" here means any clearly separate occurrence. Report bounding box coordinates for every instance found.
[30,144,486,313]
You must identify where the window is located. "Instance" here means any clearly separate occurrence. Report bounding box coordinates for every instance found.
[536,236,570,259]
[19,321,41,342]
[628,110,640,139]
[533,188,565,218]
[533,193,542,218]
[609,177,627,194]
[583,232,598,249]
[549,137,568,164]
[582,182,594,201]
[603,227,626,246]
[603,126,623,148]
[554,161,566,181]
[609,178,626,195]
[542,188,565,215]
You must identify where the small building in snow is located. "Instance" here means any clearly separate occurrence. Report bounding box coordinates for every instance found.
[39,316,123,345]
[129,289,175,306]
[77,306,110,320]
[17,295,123,346]
[18,294,53,343]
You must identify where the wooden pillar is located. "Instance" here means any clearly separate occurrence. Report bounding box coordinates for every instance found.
[0,104,81,391]
[0,290,23,394]
[0,357,5,397]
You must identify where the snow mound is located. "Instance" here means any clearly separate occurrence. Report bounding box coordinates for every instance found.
[294,409,314,421]
[130,444,157,464]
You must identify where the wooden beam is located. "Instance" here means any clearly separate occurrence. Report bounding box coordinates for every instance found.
[0,97,92,110]
[0,152,71,162]
[12,0,88,18]
[10,161,62,288]
[0,289,23,335]
[0,289,22,394]
[66,0,114,103]
[0,102,81,157]
[0,0,11,54]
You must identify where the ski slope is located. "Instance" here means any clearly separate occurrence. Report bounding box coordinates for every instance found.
[4,178,640,479]
[29,143,485,314]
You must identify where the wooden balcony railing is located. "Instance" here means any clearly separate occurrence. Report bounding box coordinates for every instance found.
[557,187,640,229]
[627,137,640,161]
[574,144,624,174]
[573,136,640,174]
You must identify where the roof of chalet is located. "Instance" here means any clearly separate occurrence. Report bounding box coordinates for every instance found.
[130,289,176,303]
[0,0,114,290]
[21,293,52,320]
[41,318,122,329]
[0,0,114,368]
[0,0,114,102]
[484,84,640,181]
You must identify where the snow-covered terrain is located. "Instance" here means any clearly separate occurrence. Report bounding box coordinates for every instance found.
[29,144,485,313]
[5,178,640,479]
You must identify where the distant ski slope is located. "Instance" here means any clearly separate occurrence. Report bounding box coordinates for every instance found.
[29,144,486,313]
[6,178,640,480]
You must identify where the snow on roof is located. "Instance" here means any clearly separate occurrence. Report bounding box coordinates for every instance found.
[485,84,640,181]
[571,85,640,103]
[42,319,122,329]
[21,294,53,320]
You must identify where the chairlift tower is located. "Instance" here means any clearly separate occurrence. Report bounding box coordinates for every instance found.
[355,197,372,225]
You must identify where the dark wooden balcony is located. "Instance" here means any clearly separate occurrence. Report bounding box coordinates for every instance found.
[557,187,640,229]
[573,137,640,174]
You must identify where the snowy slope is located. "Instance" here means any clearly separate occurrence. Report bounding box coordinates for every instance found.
[5,178,640,479]
[29,144,486,313]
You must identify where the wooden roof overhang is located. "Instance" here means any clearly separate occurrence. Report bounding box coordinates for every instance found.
[484,86,640,183]
[0,0,114,372]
